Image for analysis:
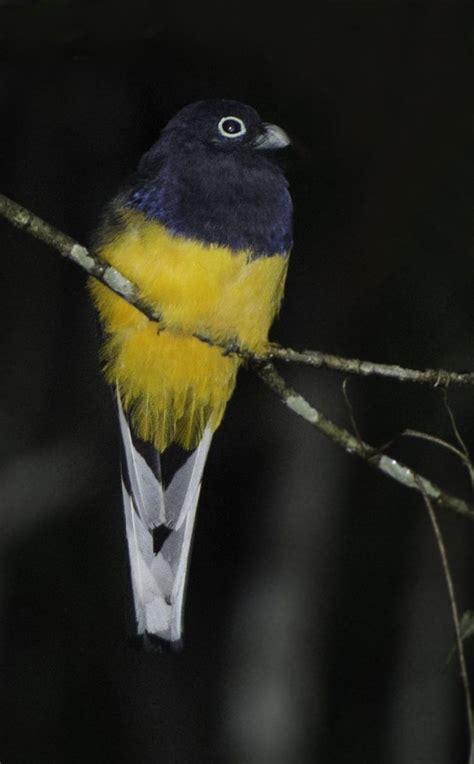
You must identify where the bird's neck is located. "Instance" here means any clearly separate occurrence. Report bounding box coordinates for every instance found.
[126,154,293,258]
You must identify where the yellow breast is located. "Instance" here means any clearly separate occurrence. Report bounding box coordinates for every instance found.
[89,209,288,450]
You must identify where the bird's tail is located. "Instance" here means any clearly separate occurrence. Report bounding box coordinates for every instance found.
[117,392,212,651]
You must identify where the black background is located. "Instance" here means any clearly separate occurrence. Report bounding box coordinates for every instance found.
[1,2,473,762]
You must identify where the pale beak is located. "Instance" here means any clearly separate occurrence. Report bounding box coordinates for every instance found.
[254,122,291,150]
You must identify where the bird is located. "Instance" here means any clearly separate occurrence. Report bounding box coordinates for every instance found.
[89,99,293,651]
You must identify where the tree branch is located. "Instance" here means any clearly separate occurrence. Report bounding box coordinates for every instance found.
[0,192,163,323]
[267,346,474,387]
[254,361,474,521]
[2,191,474,521]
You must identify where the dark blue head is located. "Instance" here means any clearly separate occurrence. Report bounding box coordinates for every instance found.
[124,99,293,257]
[143,99,290,159]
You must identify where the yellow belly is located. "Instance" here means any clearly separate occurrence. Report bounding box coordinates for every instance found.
[89,209,288,450]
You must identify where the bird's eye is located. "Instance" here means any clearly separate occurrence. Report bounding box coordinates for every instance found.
[217,116,247,138]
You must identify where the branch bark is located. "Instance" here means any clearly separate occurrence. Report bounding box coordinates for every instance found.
[255,361,474,521]
[0,192,163,323]
[267,346,474,387]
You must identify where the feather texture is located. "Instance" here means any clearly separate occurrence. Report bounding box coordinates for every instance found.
[118,392,212,649]
[88,212,288,451]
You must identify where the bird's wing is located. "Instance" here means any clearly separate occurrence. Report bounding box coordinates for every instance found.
[117,392,212,650]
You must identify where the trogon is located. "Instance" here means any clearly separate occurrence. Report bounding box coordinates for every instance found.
[89,99,293,650]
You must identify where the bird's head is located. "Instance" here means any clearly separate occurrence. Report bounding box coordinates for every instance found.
[138,99,290,174]
[126,99,292,255]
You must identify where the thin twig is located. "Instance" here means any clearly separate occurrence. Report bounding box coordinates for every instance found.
[440,390,474,493]
[342,377,365,448]
[402,429,474,472]
[441,389,472,460]
[254,361,474,521]
[417,481,474,756]
[267,346,474,387]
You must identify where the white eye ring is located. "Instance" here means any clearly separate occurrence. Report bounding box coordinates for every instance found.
[218,116,247,138]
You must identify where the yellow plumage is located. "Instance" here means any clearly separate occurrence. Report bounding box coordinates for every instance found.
[89,209,288,450]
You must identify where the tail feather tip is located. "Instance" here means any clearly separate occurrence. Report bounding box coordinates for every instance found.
[127,632,184,655]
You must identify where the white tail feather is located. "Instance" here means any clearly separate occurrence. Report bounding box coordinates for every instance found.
[117,392,212,646]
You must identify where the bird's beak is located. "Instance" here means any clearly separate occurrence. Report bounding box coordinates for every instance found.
[254,122,291,150]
